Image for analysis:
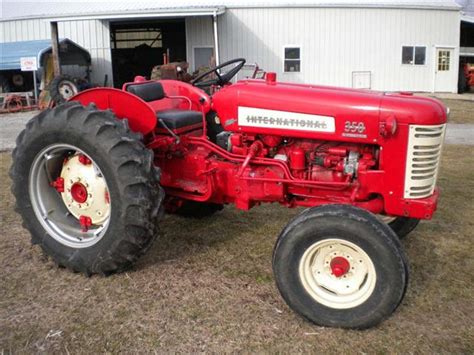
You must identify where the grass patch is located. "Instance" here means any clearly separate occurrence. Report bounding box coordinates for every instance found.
[0,145,473,353]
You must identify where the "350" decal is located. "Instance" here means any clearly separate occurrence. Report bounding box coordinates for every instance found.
[344,121,366,133]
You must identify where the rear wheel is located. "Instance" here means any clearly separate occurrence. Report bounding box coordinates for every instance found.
[10,102,163,275]
[273,205,408,329]
[380,215,420,239]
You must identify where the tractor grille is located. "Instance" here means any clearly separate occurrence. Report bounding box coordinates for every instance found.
[404,124,446,199]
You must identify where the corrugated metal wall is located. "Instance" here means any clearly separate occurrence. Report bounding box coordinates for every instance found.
[0,19,113,86]
[185,16,215,70]
[188,8,460,92]
[1,7,460,92]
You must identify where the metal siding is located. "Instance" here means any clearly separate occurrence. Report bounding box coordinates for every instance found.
[215,7,459,92]
[58,19,112,86]
[186,16,215,70]
[1,18,113,86]
[1,7,460,92]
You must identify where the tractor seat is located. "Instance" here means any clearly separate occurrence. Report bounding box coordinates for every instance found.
[156,109,202,131]
[125,81,203,133]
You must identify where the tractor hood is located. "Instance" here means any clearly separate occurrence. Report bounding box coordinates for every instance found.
[212,79,447,144]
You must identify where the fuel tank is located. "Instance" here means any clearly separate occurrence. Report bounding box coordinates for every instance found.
[211,78,447,144]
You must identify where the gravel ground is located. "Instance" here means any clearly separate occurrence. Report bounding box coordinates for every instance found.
[0,111,35,151]
[1,108,472,151]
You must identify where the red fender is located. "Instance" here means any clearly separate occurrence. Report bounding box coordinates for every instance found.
[71,88,156,135]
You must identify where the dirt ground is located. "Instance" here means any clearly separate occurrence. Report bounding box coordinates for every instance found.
[1,148,473,353]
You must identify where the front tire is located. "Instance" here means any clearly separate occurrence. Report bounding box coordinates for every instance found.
[273,204,408,329]
[10,102,163,275]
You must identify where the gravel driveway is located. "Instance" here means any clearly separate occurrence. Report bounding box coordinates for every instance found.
[0,110,473,151]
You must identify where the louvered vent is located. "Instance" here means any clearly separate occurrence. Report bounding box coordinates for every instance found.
[404,124,446,199]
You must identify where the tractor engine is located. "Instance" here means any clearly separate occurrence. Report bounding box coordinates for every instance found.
[210,75,447,216]
[216,132,375,184]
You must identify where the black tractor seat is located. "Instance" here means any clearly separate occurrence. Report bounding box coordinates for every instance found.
[125,81,203,133]
[156,109,202,131]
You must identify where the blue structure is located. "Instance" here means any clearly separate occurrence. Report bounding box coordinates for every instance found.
[0,39,90,71]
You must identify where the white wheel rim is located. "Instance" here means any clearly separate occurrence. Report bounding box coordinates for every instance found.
[299,238,377,309]
[29,144,111,248]
[58,80,78,99]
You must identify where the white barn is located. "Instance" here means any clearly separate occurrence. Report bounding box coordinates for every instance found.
[0,0,463,92]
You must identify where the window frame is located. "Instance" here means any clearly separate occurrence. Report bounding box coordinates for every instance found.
[401,45,427,66]
[437,49,451,71]
[283,45,302,73]
[192,45,215,72]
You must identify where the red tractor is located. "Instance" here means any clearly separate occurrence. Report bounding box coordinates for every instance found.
[11,58,447,329]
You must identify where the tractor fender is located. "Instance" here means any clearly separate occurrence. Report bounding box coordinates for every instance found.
[71,88,156,135]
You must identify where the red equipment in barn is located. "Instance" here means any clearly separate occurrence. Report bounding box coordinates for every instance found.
[11,58,447,329]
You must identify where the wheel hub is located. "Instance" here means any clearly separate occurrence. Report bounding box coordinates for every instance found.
[330,256,350,277]
[70,182,88,203]
[59,154,110,225]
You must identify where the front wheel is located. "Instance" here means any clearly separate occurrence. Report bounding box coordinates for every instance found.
[10,102,163,275]
[273,205,408,329]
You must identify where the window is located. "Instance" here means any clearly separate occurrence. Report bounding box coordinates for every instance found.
[111,28,162,49]
[284,47,301,72]
[402,46,426,65]
[437,50,450,71]
[194,47,214,71]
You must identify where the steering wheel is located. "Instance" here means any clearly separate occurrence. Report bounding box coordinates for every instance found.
[192,58,246,88]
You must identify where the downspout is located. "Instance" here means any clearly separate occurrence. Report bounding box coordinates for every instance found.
[213,11,220,66]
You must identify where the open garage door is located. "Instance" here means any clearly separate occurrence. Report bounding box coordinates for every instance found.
[110,19,186,88]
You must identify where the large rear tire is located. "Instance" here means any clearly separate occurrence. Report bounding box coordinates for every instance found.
[388,217,420,239]
[10,102,163,275]
[273,204,408,329]
[379,215,420,239]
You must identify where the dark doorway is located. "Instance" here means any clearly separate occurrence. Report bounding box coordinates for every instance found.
[459,20,474,93]
[110,19,186,88]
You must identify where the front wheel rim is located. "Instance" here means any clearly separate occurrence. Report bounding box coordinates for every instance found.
[29,144,111,248]
[299,238,377,309]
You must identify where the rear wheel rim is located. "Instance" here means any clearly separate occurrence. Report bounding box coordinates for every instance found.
[58,80,78,100]
[29,144,111,248]
[299,238,377,309]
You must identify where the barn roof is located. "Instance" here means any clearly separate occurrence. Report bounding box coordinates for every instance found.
[0,0,461,22]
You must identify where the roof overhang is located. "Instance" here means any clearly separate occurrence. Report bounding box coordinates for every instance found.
[45,7,226,22]
[461,15,474,24]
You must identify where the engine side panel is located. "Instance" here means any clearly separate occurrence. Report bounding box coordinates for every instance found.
[212,80,383,144]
